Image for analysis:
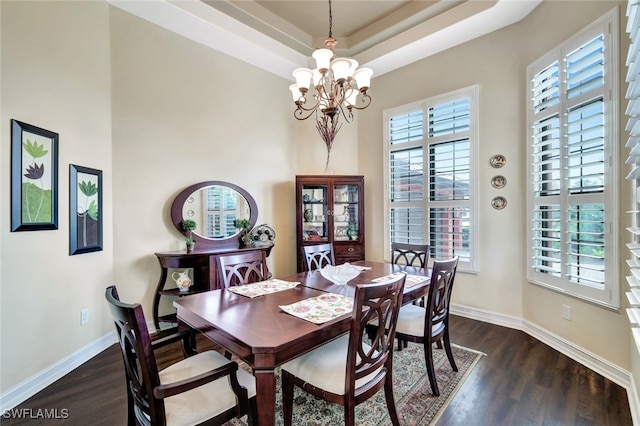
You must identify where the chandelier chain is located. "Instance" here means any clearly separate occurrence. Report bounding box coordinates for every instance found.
[328,0,333,38]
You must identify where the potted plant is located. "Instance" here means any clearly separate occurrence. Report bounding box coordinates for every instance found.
[233,218,252,247]
[181,219,197,252]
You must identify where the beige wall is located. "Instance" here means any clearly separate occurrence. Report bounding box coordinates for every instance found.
[1,1,114,392]
[1,0,636,408]
[359,0,630,369]
[109,6,359,317]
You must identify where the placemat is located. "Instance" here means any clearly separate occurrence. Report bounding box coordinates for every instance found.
[372,273,428,288]
[279,293,353,324]
[227,279,300,298]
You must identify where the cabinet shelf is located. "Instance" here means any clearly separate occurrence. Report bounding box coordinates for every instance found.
[158,313,178,324]
[159,288,207,296]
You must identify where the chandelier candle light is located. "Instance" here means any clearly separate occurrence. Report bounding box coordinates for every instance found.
[289,0,373,173]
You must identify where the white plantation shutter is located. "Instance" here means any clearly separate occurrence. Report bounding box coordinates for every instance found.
[384,86,478,271]
[527,9,618,307]
[626,0,640,337]
[532,61,560,113]
[390,207,424,245]
[566,35,605,99]
[389,110,423,145]
[390,147,423,203]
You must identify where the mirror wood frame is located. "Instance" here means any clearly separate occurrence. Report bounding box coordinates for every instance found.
[170,181,258,250]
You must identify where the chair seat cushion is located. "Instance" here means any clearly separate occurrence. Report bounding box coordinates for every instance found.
[281,335,381,395]
[159,351,256,426]
[395,304,444,338]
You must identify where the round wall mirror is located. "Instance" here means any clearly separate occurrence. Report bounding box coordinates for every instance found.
[170,181,258,249]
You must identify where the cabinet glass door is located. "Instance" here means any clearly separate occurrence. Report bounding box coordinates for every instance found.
[333,183,360,241]
[301,184,328,242]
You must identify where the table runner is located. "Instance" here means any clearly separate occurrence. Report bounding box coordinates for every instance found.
[372,272,427,289]
[279,293,353,324]
[227,279,300,298]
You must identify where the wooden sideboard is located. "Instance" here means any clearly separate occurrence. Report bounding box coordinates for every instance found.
[153,246,272,329]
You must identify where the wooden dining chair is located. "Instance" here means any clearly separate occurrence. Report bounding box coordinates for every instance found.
[216,250,269,288]
[394,256,459,396]
[391,242,430,350]
[281,274,406,426]
[104,285,256,426]
[303,243,335,271]
[391,242,430,268]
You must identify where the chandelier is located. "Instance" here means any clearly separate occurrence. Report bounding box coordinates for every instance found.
[288,0,373,128]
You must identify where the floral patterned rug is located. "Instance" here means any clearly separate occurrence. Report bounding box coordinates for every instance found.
[227,342,484,426]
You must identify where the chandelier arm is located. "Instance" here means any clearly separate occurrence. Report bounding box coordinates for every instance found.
[346,94,372,111]
[294,105,320,121]
[339,104,354,124]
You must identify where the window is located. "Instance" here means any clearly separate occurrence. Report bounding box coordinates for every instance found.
[205,186,239,238]
[526,9,618,307]
[384,86,479,272]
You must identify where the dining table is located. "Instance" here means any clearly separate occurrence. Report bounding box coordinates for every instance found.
[173,260,431,426]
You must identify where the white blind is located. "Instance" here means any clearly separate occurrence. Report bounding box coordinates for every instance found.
[428,98,470,137]
[385,87,478,270]
[566,99,605,194]
[531,204,562,276]
[389,110,423,145]
[626,0,640,330]
[429,139,470,201]
[527,8,617,306]
[566,35,605,99]
[390,207,424,244]
[532,116,561,197]
[390,147,423,202]
[532,61,560,113]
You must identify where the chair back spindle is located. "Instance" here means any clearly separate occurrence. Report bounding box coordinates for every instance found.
[391,242,430,268]
[217,250,269,287]
[303,243,335,271]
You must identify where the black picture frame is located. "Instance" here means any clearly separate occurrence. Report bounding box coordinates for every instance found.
[11,120,59,231]
[69,164,103,255]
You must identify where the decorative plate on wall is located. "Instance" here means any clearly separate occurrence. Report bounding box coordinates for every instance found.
[491,175,507,189]
[491,196,507,210]
[489,154,506,168]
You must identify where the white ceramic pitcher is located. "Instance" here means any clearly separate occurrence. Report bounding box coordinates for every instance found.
[171,270,192,292]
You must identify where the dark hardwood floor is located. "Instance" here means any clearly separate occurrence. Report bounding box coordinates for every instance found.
[2,316,632,425]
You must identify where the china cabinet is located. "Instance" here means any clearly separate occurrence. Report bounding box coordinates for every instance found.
[295,175,365,272]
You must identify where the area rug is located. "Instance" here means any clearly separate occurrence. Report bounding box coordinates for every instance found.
[228,342,484,426]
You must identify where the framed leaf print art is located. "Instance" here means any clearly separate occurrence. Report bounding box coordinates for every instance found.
[69,165,103,255]
[11,120,59,231]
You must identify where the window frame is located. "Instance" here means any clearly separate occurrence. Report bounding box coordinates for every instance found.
[383,85,479,272]
[525,9,619,308]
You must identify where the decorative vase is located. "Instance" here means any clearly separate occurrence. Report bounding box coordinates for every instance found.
[304,209,313,222]
[241,233,253,248]
[171,270,192,292]
[347,226,357,241]
[186,241,195,253]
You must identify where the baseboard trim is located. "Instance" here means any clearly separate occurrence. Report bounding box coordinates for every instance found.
[451,303,639,425]
[0,332,117,412]
[628,374,640,426]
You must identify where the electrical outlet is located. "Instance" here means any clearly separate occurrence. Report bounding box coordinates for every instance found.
[81,309,89,325]
[562,305,571,321]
